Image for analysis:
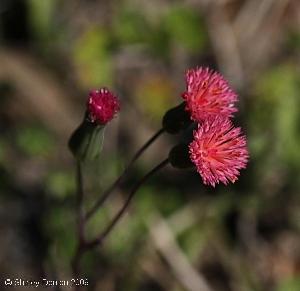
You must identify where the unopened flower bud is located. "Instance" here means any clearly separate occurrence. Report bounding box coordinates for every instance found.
[162,102,191,134]
[87,88,120,125]
[68,88,120,161]
[169,143,194,169]
[68,117,105,161]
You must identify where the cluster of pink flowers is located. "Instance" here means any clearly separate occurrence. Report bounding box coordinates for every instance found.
[85,67,248,187]
[182,67,249,187]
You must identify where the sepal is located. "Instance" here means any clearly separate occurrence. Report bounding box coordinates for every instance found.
[162,102,191,134]
[68,115,105,161]
[169,143,194,169]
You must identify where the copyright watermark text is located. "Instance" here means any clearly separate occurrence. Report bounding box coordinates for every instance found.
[3,278,88,288]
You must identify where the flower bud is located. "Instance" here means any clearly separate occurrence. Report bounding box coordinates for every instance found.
[68,116,105,161]
[169,143,194,169]
[68,88,120,161]
[162,102,191,134]
[87,88,120,125]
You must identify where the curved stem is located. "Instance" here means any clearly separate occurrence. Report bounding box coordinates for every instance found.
[85,128,165,221]
[86,158,169,249]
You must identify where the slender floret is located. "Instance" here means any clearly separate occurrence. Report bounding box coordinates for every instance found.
[87,88,120,125]
[182,67,238,122]
[189,117,249,187]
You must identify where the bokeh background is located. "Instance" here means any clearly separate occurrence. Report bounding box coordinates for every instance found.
[1,0,300,290]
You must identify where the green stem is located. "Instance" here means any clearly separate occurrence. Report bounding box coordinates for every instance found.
[72,161,86,279]
[77,161,85,243]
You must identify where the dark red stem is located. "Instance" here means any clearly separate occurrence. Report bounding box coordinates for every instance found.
[86,158,169,248]
[85,128,165,220]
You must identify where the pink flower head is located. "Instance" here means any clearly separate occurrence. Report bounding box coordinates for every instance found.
[182,67,238,122]
[87,88,120,125]
[189,117,249,187]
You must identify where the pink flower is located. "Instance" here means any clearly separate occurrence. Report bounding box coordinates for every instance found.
[189,117,249,187]
[87,88,120,125]
[182,67,238,122]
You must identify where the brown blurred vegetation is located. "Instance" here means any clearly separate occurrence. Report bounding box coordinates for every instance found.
[0,0,300,291]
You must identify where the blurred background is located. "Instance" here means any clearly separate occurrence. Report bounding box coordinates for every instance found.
[0,0,300,290]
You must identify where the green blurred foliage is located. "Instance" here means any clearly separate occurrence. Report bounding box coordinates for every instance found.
[73,27,113,88]
[251,63,300,172]
[136,185,184,217]
[45,171,75,198]
[112,5,170,58]
[277,277,300,291]
[27,0,66,55]
[164,5,207,53]
[0,138,6,163]
[113,7,152,45]
[287,31,300,51]
[28,0,57,40]
[134,75,176,122]
[16,126,54,157]
[45,206,76,266]
[113,4,207,58]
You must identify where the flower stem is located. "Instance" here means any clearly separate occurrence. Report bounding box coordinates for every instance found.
[76,161,85,243]
[72,161,86,279]
[85,128,165,221]
[86,158,169,249]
